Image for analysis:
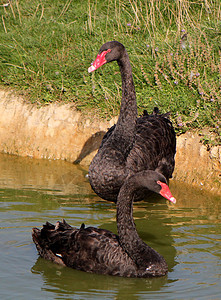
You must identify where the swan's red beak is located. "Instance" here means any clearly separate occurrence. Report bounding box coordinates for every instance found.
[88,49,111,73]
[157,181,176,204]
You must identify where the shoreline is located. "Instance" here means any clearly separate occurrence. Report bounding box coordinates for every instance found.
[0,88,220,195]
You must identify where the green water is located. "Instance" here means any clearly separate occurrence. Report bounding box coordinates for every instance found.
[0,154,220,300]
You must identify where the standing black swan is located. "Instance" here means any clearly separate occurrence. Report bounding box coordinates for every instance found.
[88,41,176,202]
[32,170,176,278]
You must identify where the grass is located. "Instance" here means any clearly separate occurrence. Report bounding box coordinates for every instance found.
[0,0,220,144]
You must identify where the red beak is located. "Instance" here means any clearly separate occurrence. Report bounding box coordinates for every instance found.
[88,49,111,73]
[157,181,176,204]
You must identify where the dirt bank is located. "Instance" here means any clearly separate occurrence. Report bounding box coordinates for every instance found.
[0,88,220,195]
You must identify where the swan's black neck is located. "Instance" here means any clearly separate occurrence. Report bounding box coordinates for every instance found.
[111,50,137,155]
[117,172,164,269]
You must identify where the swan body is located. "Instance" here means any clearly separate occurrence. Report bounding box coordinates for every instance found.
[88,41,176,202]
[32,170,176,278]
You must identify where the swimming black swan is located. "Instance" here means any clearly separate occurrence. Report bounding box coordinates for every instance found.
[32,170,176,278]
[88,41,176,202]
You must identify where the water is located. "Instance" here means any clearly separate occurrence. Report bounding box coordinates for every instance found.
[0,153,220,300]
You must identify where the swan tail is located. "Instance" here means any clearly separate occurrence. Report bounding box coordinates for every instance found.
[32,220,76,266]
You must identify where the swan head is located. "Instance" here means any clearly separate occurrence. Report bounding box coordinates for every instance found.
[88,41,125,73]
[127,170,176,204]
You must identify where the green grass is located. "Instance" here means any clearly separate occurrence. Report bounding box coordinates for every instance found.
[0,0,220,144]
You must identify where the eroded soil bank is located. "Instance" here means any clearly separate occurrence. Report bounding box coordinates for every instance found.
[0,89,220,195]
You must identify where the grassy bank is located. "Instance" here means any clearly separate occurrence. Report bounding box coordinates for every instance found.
[0,0,220,144]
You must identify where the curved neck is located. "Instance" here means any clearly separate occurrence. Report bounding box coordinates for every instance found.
[111,51,137,155]
[116,174,159,268]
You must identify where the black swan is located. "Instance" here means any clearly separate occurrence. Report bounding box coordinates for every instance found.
[88,41,176,202]
[32,170,176,278]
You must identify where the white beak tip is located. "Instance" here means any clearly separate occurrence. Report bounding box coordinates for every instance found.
[170,197,176,204]
[88,65,96,73]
